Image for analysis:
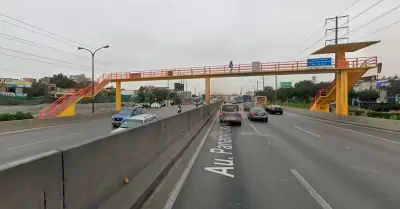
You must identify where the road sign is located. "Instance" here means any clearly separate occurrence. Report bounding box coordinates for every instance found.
[280,82,292,88]
[307,58,332,67]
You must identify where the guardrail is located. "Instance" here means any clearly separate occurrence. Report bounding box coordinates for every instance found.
[0,101,222,209]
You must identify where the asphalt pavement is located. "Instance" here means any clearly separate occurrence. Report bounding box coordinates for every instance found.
[145,107,400,209]
[0,105,195,165]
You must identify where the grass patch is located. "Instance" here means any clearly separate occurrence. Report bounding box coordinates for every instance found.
[0,112,34,121]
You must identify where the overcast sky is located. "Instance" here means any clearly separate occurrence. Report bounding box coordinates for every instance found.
[1,0,399,94]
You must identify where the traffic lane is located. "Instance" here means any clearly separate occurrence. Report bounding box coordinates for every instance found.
[273,112,400,173]
[284,110,400,143]
[253,113,400,208]
[171,117,322,209]
[0,106,195,165]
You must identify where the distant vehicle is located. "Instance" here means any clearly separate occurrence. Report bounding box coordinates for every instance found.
[111,108,144,128]
[243,102,254,111]
[265,105,283,115]
[232,100,238,104]
[151,102,162,108]
[254,96,267,108]
[111,114,158,134]
[247,107,268,122]
[219,104,242,126]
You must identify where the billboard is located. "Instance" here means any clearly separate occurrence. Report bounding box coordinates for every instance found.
[376,80,390,89]
[174,83,184,91]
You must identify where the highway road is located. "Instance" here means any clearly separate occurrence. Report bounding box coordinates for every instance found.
[0,105,196,165]
[145,107,400,209]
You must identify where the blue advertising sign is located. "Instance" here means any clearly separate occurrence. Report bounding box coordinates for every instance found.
[307,58,332,67]
[376,81,390,89]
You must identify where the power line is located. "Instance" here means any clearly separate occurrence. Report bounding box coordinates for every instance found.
[342,3,400,38]
[0,32,112,66]
[337,0,363,16]
[0,46,89,69]
[344,0,385,25]
[356,19,400,41]
[0,52,81,69]
[0,13,139,65]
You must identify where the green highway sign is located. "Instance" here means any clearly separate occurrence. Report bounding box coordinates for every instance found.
[280,82,292,88]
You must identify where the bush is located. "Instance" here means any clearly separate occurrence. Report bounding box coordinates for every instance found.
[349,109,364,116]
[366,112,400,119]
[390,115,400,120]
[0,112,34,121]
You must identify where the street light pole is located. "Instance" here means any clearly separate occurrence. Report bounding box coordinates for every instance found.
[78,45,109,114]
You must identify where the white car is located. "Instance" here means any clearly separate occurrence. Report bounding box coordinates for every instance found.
[151,102,161,108]
[111,114,158,134]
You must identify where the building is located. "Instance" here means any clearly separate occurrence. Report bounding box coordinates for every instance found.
[0,77,31,98]
[69,74,89,83]
[23,78,37,83]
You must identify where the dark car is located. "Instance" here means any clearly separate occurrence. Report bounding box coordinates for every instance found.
[247,107,268,122]
[265,105,283,115]
[243,102,254,111]
[111,108,144,127]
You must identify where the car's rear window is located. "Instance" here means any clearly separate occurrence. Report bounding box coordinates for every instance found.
[222,105,240,112]
[251,107,265,111]
[272,105,281,108]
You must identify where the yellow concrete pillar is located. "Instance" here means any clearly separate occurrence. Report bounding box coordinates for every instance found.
[316,103,329,112]
[205,78,210,104]
[335,72,342,114]
[116,81,121,111]
[335,51,349,115]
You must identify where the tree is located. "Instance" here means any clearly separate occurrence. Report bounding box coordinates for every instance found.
[144,92,156,103]
[138,86,146,93]
[50,73,76,88]
[387,80,400,97]
[357,90,379,101]
[153,88,170,102]
[24,81,47,97]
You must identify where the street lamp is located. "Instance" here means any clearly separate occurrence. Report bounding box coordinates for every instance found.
[78,45,110,114]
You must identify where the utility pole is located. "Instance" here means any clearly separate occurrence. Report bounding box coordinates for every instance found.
[262,76,265,91]
[325,15,349,79]
[275,75,278,104]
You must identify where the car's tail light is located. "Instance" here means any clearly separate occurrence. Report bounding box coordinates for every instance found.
[238,111,242,117]
[219,111,222,116]
[251,112,255,116]
[271,108,275,110]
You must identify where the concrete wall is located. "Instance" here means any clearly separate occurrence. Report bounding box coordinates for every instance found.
[286,107,400,132]
[61,102,221,209]
[0,101,222,209]
[0,150,63,209]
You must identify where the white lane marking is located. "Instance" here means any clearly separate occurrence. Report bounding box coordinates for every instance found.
[286,110,400,134]
[351,166,379,173]
[163,112,218,209]
[285,112,295,116]
[290,169,332,209]
[293,126,321,138]
[3,133,80,150]
[250,124,269,137]
[311,120,400,145]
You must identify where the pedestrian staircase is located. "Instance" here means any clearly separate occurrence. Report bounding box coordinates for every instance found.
[39,73,112,118]
[308,57,377,111]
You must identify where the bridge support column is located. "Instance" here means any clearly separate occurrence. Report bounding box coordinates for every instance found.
[335,51,348,115]
[116,81,121,111]
[205,77,210,104]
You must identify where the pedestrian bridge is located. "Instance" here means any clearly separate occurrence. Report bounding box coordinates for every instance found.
[39,41,379,118]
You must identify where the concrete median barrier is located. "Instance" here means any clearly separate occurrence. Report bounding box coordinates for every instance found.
[285,107,400,132]
[0,150,63,209]
[0,101,222,209]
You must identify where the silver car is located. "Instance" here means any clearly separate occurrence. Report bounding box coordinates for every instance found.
[247,107,268,122]
[219,104,242,126]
